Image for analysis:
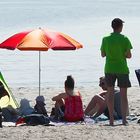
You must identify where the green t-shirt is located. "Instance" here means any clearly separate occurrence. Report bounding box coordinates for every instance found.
[100,32,133,74]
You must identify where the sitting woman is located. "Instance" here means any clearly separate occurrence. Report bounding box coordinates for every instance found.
[85,76,129,119]
[51,75,84,122]
[84,77,107,118]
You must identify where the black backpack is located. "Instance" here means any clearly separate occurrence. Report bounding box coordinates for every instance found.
[16,114,50,126]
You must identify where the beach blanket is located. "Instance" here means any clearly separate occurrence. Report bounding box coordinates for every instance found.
[49,115,108,126]
[2,122,15,127]
[2,114,138,127]
[50,114,139,126]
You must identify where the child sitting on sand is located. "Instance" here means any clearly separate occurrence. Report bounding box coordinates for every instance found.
[18,98,34,116]
[51,75,84,122]
[34,95,48,116]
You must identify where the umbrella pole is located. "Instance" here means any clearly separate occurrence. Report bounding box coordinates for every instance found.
[39,51,41,96]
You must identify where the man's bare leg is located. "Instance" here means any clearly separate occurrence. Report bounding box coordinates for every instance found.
[120,88,128,125]
[107,87,114,126]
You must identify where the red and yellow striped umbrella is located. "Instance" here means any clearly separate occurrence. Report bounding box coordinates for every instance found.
[0,28,83,95]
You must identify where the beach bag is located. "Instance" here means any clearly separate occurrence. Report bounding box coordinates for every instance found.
[64,93,84,122]
[50,106,65,121]
[16,114,50,126]
[135,69,140,86]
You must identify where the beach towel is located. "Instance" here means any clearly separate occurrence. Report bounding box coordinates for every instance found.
[51,114,138,126]
[50,115,108,126]
[2,114,138,127]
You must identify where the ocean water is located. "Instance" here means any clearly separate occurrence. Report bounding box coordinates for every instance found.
[0,0,140,89]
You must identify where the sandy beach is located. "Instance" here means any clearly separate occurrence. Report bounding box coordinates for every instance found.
[0,86,140,140]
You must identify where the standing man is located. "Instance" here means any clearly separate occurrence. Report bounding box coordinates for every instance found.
[100,18,132,125]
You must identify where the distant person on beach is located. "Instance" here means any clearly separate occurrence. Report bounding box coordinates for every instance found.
[100,18,132,125]
[51,75,84,122]
[84,77,129,119]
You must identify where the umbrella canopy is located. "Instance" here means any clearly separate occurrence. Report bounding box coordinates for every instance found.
[0,28,82,50]
[0,28,83,95]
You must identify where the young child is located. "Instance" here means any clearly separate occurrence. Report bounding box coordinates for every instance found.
[51,75,84,122]
[19,98,34,116]
[34,95,48,116]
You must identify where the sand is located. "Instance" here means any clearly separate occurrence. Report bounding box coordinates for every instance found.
[0,86,140,140]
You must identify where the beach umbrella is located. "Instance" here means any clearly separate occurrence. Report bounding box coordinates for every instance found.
[0,28,83,95]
